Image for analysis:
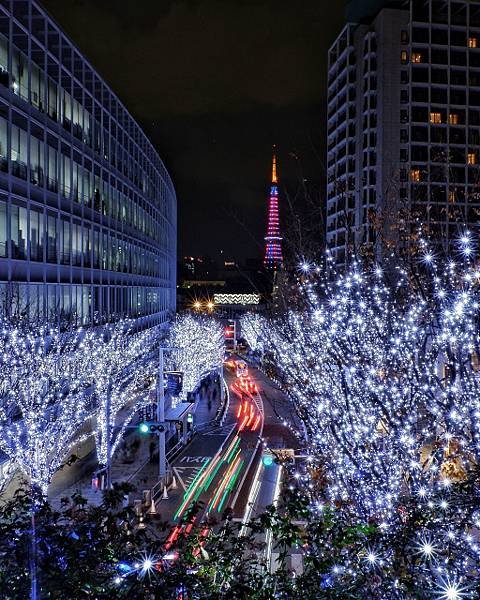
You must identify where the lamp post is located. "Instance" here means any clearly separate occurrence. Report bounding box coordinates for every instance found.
[158,347,167,483]
[157,346,181,486]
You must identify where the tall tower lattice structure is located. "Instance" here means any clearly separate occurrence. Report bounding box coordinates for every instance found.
[263,148,283,270]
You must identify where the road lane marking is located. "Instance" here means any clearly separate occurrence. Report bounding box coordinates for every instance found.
[173,466,204,491]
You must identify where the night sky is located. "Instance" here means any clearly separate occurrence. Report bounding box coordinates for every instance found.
[42,0,345,263]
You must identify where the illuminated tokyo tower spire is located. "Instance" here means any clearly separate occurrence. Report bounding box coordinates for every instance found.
[263,147,283,270]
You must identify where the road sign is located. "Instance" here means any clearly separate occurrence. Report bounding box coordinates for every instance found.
[164,371,183,395]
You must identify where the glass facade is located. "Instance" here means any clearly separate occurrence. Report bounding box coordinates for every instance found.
[0,0,176,325]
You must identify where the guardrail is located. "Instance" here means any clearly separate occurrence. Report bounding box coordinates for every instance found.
[216,376,230,426]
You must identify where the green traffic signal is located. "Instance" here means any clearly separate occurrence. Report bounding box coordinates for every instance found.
[139,422,150,434]
[262,454,274,467]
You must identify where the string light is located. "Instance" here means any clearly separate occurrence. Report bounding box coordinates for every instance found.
[83,321,156,468]
[167,314,224,405]
[0,325,96,493]
[243,233,480,595]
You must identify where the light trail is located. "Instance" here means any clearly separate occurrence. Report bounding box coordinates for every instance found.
[174,433,241,521]
[208,452,243,512]
[252,414,261,431]
[265,465,283,572]
[239,458,263,537]
[217,459,244,514]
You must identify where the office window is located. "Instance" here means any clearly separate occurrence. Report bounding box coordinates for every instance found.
[47,214,57,263]
[48,80,59,121]
[30,63,45,111]
[11,205,28,259]
[83,226,91,267]
[29,209,44,262]
[11,125,28,179]
[11,47,28,100]
[62,89,72,128]
[449,113,459,125]
[93,229,100,269]
[60,219,71,265]
[0,116,6,171]
[401,50,408,63]
[72,222,82,266]
[412,52,422,63]
[410,169,421,182]
[61,154,72,198]
[430,112,442,124]
[401,30,409,44]
[83,169,92,205]
[29,136,44,186]
[468,152,477,165]
[61,286,71,321]
[0,201,6,257]
[468,37,478,48]
[0,34,7,74]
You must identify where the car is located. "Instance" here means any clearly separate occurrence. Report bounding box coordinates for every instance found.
[235,360,248,378]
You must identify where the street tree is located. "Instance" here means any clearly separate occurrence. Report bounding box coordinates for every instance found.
[167,314,224,402]
[0,323,94,494]
[84,322,156,484]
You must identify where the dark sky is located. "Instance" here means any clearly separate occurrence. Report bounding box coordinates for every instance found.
[42,0,345,262]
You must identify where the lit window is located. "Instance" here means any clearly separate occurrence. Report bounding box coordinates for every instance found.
[401,50,408,63]
[448,190,456,203]
[410,169,421,182]
[468,152,477,164]
[469,37,478,48]
[430,112,442,124]
[412,52,422,63]
[449,113,459,125]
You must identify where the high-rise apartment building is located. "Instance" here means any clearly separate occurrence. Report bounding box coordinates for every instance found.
[0,0,177,325]
[327,0,480,265]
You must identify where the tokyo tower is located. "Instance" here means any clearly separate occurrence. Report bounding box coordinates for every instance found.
[263,147,283,270]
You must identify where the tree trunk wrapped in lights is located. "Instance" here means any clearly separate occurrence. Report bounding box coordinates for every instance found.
[0,325,95,494]
[84,321,156,471]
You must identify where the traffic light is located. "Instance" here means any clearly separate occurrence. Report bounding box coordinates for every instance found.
[139,422,150,434]
[138,422,166,434]
[187,413,193,425]
[262,453,274,467]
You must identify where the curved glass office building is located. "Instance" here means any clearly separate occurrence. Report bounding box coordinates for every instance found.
[0,0,176,325]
